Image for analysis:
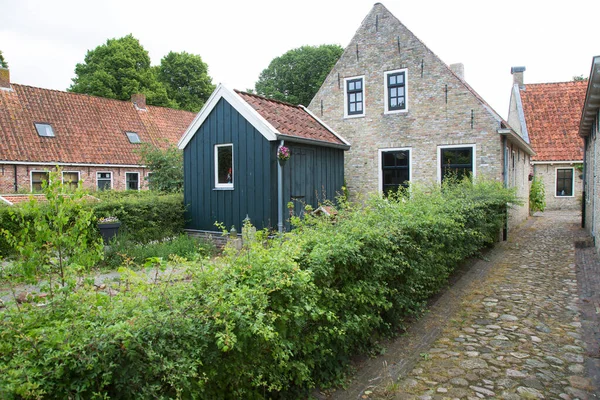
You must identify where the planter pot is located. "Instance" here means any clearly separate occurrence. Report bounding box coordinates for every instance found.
[98,222,121,244]
[278,158,288,167]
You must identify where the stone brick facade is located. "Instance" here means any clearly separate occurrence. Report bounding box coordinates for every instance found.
[308,3,532,231]
[0,164,151,193]
[533,163,583,211]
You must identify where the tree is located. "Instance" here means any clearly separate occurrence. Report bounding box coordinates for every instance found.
[573,75,588,82]
[69,34,173,107]
[0,50,7,68]
[255,44,343,106]
[136,143,183,193]
[156,51,215,112]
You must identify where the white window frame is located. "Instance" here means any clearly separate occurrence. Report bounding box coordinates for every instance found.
[34,122,55,137]
[437,144,477,184]
[378,147,412,194]
[30,170,50,192]
[62,171,80,189]
[125,172,140,191]
[555,167,575,198]
[214,144,234,189]
[384,69,408,114]
[343,75,365,118]
[96,171,113,190]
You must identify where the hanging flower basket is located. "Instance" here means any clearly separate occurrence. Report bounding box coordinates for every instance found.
[277,145,291,166]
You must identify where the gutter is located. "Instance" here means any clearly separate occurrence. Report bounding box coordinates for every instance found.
[498,128,535,156]
[275,134,350,150]
[0,160,146,168]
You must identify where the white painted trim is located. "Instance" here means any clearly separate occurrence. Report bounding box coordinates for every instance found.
[383,69,408,114]
[437,144,477,184]
[0,161,145,168]
[530,160,582,165]
[0,196,14,205]
[299,105,351,147]
[96,171,113,190]
[214,143,234,189]
[125,172,140,191]
[30,169,50,192]
[378,147,412,193]
[554,167,575,198]
[178,84,279,150]
[343,75,366,119]
[61,170,80,187]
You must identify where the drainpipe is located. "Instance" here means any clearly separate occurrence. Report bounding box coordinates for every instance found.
[13,164,17,193]
[582,137,587,228]
[502,136,508,241]
[277,140,284,233]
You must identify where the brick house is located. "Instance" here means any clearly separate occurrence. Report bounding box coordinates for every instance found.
[0,67,195,193]
[580,56,600,241]
[507,67,586,210]
[308,3,534,230]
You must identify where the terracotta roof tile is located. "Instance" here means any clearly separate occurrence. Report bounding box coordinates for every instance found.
[235,91,345,146]
[520,81,586,161]
[0,84,195,165]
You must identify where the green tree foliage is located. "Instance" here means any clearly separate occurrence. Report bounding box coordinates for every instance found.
[255,44,343,106]
[69,34,173,107]
[156,51,215,112]
[573,74,588,82]
[0,50,7,68]
[135,143,183,193]
[529,175,546,215]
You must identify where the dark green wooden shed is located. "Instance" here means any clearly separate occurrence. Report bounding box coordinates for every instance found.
[178,85,350,233]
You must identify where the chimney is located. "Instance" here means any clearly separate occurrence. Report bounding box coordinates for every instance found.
[511,66,526,89]
[450,63,465,80]
[131,93,146,110]
[0,67,11,90]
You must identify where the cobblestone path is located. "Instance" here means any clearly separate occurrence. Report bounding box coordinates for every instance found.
[325,211,598,399]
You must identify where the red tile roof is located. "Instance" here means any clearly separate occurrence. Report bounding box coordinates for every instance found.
[0,194,99,205]
[520,81,586,161]
[235,91,346,146]
[0,84,195,165]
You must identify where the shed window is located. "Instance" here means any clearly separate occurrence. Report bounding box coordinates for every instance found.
[385,70,407,113]
[126,131,141,143]
[381,149,410,195]
[345,77,364,117]
[31,171,49,192]
[97,172,112,190]
[126,172,139,190]
[35,123,55,137]
[556,168,573,197]
[62,171,79,191]
[440,146,474,183]
[215,144,233,188]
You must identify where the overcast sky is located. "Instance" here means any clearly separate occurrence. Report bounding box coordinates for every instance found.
[1,0,598,119]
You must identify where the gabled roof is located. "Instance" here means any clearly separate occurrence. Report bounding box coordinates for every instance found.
[0,84,195,166]
[519,81,586,161]
[178,84,349,150]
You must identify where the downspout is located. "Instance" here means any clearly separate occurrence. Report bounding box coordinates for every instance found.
[277,140,284,233]
[13,164,17,193]
[582,136,587,228]
[502,136,508,241]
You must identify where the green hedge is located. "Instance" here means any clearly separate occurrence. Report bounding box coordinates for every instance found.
[0,181,515,399]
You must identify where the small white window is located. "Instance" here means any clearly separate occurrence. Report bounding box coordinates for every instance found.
[34,123,55,137]
[215,144,233,189]
[62,171,80,191]
[437,144,476,183]
[384,69,408,114]
[344,76,365,118]
[126,131,141,143]
[97,172,112,191]
[126,172,139,190]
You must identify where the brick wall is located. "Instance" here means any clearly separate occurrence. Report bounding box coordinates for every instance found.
[0,164,151,193]
[309,3,530,230]
[534,163,583,211]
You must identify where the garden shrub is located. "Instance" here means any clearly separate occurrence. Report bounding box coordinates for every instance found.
[0,180,516,399]
[529,175,546,215]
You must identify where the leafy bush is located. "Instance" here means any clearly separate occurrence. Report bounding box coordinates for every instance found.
[529,175,546,215]
[0,180,515,399]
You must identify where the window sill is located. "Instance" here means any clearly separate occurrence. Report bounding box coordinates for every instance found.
[214,187,234,191]
[384,109,408,115]
[344,114,365,119]
[555,195,574,198]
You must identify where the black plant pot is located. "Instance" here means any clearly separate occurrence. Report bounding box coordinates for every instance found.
[98,222,121,244]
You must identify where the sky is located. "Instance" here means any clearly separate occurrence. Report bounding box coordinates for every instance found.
[1,0,599,119]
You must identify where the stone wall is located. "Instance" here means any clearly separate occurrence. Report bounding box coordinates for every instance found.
[534,163,583,211]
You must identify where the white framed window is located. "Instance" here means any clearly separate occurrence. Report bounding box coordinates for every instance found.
[215,144,234,189]
[62,171,80,191]
[34,122,55,137]
[437,144,476,184]
[126,172,139,190]
[384,69,408,114]
[344,76,365,118]
[97,171,112,191]
[30,170,49,192]
[379,147,411,195]
[555,168,574,197]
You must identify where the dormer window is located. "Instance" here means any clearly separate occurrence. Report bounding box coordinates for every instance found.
[35,123,55,137]
[126,131,141,143]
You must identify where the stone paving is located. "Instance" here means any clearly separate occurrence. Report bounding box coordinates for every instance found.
[326,211,598,399]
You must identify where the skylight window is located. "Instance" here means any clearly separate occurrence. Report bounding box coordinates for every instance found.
[34,123,55,137]
[126,131,141,143]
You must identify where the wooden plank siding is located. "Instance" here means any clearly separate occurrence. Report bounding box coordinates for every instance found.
[183,98,277,231]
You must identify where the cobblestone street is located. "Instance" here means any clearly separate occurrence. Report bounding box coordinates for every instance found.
[325,211,599,400]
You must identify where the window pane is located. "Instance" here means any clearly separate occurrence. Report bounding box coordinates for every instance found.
[126,173,139,190]
[350,93,356,102]
[441,147,473,183]
[556,169,573,196]
[349,82,355,91]
[217,145,233,185]
[398,74,404,84]
[35,123,55,137]
[356,103,362,112]
[356,93,362,102]
[355,80,361,90]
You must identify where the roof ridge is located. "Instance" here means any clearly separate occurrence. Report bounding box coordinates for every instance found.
[525,81,588,86]
[234,89,302,109]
